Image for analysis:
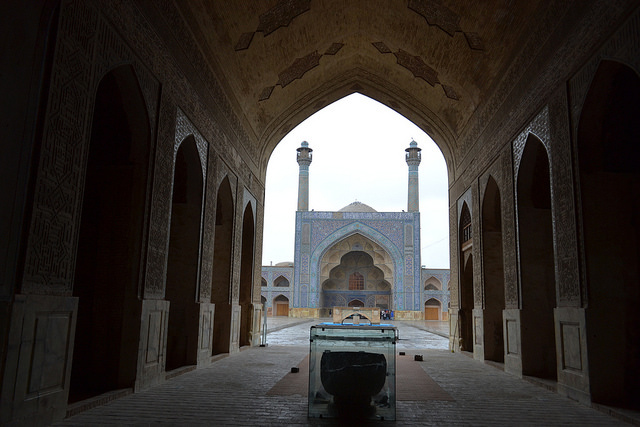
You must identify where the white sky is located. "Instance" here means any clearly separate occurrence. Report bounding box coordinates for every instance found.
[261,93,450,268]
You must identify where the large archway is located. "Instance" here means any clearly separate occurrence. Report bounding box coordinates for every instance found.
[517,135,557,380]
[165,136,203,372]
[579,60,640,409]
[315,230,398,314]
[482,176,505,363]
[211,177,234,356]
[321,251,391,310]
[70,65,149,402]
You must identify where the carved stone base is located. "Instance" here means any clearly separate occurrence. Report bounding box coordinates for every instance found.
[230,304,241,353]
[197,302,215,366]
[503,308,522,377]
[554,307,590,405]
[473,308,484,361]
[0,294,78,426]
[135,299,169,392]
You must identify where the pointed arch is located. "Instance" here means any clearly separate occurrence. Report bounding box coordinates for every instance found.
[311,223,403,309]
[239,202,255,346]
[273,294,290,316]
[481,176,505,363]
[259,76,456,179]
[165,135,203,371]
[211,176,234,355]
[348,299,365,308]
[274,275,290,287]
[424,276,442,290]
[517,134,557,380]
[425,297,442,320]
[70,64,150,402]
[458,201,474,351]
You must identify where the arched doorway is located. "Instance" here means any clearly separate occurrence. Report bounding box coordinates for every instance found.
[165,136,203,372]
[482,176,505,363]
[211,177,233,356]
[239,204,255,347]
[517,135,557,380]
[70,65,149,402]
[348,299,364,307]
[425,298,442,320]
[273,295,290,316]
[459,203,474,351]
[579,60,640,409]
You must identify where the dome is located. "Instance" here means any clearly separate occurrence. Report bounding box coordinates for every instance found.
[275,261,294,267]
[338,201,377,213]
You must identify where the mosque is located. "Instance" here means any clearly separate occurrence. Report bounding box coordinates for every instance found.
[260,141,450,320]
[1,1,639,424]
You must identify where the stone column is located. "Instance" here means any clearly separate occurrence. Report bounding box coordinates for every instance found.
[296,141,313,211]
[405,140,421,212]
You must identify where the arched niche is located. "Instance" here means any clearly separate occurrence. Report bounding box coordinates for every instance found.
[424,276,442,291]
[274,275,290,287]
[211,176,234,356]
[481,176,505,363]
[517,134,557,380]
[579,60,640,409]
[165,135,204,371]
[273,294,290,316]
[458,202,473,352]
[239,203,255,347]
[70,65,150,402]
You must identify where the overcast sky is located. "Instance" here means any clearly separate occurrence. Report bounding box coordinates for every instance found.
[261,93,450,269]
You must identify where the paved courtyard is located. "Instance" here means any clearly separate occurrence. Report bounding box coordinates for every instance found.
[56,318,632,426]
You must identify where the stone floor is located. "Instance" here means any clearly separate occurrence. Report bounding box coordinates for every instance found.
[56,318,634,426]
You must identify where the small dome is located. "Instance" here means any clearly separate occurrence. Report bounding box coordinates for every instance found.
[339,201,377,213]
[275,261,294,267]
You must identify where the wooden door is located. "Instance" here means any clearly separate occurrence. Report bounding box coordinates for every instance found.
[276,302,289,316]
[425,307,439,320]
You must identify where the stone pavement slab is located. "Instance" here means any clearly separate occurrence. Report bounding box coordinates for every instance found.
[56,321,626,426]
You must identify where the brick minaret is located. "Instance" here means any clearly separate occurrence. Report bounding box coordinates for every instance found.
[296,141,313,211]
[405,140,422,212]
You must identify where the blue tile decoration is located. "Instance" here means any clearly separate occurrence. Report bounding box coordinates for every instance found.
[279,197,447,313]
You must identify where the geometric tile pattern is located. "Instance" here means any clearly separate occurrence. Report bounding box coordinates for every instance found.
[294,210,424,311]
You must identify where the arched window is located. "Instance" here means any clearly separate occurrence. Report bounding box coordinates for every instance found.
[349,272,364,290]
[274,276,290,287]
[261,278,267,287]
[424,276,442,290]
[461,205,472,243]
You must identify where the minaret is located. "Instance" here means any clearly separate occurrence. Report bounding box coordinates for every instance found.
[405,140,422,212]
[296,141,313,211]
